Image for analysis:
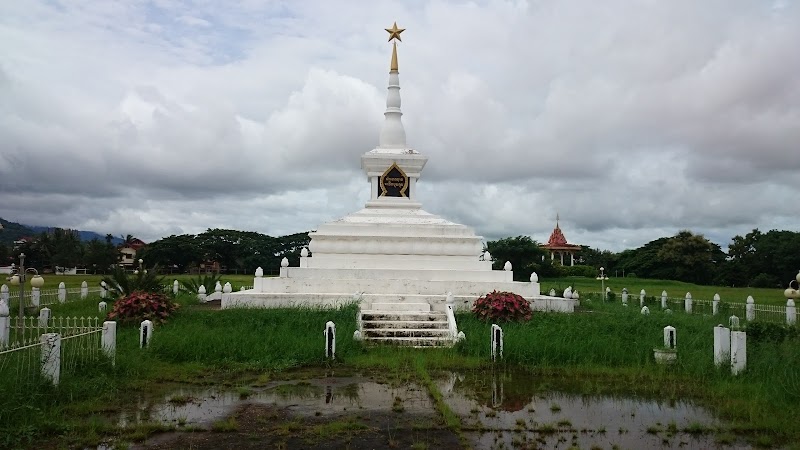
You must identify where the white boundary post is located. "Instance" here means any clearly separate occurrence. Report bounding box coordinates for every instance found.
[102,321,117,365]
[40,333,61,385]
[713,324,731,367]
[324,321,336,359]
[731,330,747,375]
[140,320,153,348]
[491,324,503,361]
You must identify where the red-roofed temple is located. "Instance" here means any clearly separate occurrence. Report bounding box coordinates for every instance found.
[541,217,582,266]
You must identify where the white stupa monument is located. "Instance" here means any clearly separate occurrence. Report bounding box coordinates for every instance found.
[224,23,573,315]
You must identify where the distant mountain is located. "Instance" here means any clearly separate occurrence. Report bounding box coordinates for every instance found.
[0,218,124,246]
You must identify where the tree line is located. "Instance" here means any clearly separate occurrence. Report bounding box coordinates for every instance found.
[487,229,800,288]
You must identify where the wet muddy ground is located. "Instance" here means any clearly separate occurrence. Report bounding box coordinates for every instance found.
[117,370,748,449]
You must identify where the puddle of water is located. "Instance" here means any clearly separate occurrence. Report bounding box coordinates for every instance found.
[118,376,433,427]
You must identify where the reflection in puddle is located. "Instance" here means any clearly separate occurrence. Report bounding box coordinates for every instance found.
[118,370,744,448]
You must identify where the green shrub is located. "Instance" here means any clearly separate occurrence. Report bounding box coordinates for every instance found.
[563,265,596,277]
[102,264,165,298]
[472,290,532,322]
[750,273,780,288]
[107,291,179,324]
[746,321,798,343]
[179,272,222,295]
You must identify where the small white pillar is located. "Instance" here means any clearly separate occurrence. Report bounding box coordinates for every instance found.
[730,330,747,375]
[712,293,720,315]
[746,296,755,321]
[503,261,512,271]
[255,267,264,277]
[639,289,646,306]
[31,287,40,307]
[80,281,88,299]
[787,299,796,326]
[223,282,232,294]
[280,257,289,278]
[214,281,222,296]
[324,321,336,359]
[197,285,207,302]
[491,324,503,362]
[661,290,668,309]
[58,282,66,303]
[563,286,572,299]
[549,288,556,296]
[530,272,538,283]
[40,333,61,385]
[98,301,107,312]
[663,325,676,349]
[621,288,628,305]
[100,280,108,299]
[0,300,9,347]
[713,325,731,367]
[38,307,51,328]
[641,306,650,315]
[684,292,693,314]
[300,247,309,268]
[172,280,179,295]
[729,315,740,329]
[102,321,116,365]
[0,284,8,302]
[140,320,153,348]
[239,286,245,291]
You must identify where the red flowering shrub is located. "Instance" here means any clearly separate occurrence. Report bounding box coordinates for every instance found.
[472,290,532,322]
[108,290,179,324]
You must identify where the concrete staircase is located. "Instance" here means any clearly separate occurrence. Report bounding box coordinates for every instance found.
[360,302,454,347]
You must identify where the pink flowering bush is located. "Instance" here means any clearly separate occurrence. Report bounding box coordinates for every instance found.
[472,290,532,322]
[108,290,179,324]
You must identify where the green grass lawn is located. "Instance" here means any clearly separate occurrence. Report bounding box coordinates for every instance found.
[542,276,790,305]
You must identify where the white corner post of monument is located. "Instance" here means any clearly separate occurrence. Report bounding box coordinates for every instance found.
[38,307,51,328]
[280,257,289,278]
[40,332,61,385]
[782,271,800,326]
[504,261,512,272]
[0,299,10,348]
[491,324,503,362]
[102,321,117,366]
[300,247,309,268]
[713,324,731,368]
[661,290,668,309]
[745,296,755,322]
[712,293,720,316]
[621,288,628,306]
[140,319,153,348]
[731,328,747,375]
[684,292,693,314]
[197,285,207,302]
[324,321,336,359]
[58,282,66,303]
[80,280,88,299]
[222,282,232,303]
[172,279,179,295]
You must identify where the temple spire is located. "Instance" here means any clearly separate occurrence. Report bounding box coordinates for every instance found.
[378,22,407,149]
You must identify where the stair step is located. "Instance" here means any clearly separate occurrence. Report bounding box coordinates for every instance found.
[369,302,431,312]
[361,312,446,322]
[363,328,451,338]
[362,320,448,330]
[366,336,454,347]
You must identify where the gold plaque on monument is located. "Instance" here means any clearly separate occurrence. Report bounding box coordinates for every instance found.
[379,163,409,197]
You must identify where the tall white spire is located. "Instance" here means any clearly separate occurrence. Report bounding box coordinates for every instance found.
[378,24,407,149]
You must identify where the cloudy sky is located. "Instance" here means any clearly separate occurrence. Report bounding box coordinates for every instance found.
[1,0,798,252]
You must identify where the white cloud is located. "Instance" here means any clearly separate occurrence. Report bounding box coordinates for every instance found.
[0,0,798,252]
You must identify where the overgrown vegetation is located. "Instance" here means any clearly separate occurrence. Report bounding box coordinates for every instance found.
[472,290,532,322]
[101,263,165,297]
[107,291,179,324]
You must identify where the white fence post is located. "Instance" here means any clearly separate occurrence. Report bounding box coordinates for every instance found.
[641,306,650,315]
[58,282,67,303]
[712,293,720,315]
[324,321,336,359]
[0,284,8,303]
[661,290,668,309]
[98,301,107,313]
[0,300,9,347]
[639,289,646,307]
[140,320,153,348]
[40,333,61,386]
[746,296,755,321]
[731,330,747,375]
[621,288,628,306]
[786,299,796,326]
[80,281,88,299]
[713,325,731,367]
[729,315,740,329]
[197,285,207,302]
[38,307,51,328]
[102,321,116,365]
[173,280,180,295]
[491,324,504,361]
[31,287,40,307]
[100,281,107,299]
[684,292,693,314]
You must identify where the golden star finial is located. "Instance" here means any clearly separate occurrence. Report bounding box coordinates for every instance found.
[385,22,405,42]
